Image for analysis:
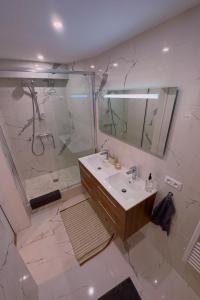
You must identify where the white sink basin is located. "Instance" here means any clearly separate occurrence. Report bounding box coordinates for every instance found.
[105,173,146,200]
[86,156,109,169]
[86,156,115,176]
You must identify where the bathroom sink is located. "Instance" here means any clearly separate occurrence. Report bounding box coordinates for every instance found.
[86,156,110,170]
[79,153,157,211]
[105,173,146,200]
[86,155,116,179]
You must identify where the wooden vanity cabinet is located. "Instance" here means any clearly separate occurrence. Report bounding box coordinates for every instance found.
[79,162,156,240]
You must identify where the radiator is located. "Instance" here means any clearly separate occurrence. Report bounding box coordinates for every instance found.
[183,221,200,273]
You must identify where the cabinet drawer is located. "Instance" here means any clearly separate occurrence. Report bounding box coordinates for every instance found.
[96,184,126,227]
[96,197,117,226]
[95,196,124,238]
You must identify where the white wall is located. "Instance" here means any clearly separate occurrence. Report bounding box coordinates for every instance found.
[0,145,30,232]
[0,212,38,300]
[0,109,30,232]
[75,6,200,296]
[0,79,72,180]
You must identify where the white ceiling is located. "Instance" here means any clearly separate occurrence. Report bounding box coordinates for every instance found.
[0,0,199,63]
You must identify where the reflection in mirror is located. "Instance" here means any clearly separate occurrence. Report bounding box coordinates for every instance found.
[99,87,178,157]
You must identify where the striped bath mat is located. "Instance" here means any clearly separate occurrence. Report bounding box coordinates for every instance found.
[60,198,114,265]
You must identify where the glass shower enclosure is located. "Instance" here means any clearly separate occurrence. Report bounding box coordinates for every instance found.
[0,69,96,203]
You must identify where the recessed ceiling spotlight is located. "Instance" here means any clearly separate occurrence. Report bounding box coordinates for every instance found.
[37,54,44,60]
[112,62,118,67]
[162,47,169,53]
[52,20,63,31]
[90,65,95,69]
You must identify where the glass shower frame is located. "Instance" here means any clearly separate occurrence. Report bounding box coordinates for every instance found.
[0,68,97,206]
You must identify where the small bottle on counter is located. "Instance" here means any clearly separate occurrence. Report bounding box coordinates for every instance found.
[145,173,154,192]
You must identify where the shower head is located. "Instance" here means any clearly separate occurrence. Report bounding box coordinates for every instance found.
[12,79,36,100]
[12,85,24,100]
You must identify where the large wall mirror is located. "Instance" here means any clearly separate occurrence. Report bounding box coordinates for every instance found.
[99,87,178,157]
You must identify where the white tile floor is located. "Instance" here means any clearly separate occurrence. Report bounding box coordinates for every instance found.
[24,166,80,200]
[17,192,199,300]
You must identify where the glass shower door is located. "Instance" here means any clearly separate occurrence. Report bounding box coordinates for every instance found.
[0,72,95,202]
[46,73,95,191]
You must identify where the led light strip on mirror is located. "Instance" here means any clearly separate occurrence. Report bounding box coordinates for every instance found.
[103,94,159,99]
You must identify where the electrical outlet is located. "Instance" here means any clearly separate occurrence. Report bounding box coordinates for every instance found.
[164,176,183,191]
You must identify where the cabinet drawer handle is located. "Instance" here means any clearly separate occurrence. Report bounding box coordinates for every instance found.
[97,185,117,208]
[98,200,117,225]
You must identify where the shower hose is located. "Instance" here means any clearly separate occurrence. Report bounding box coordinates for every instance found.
[27,85,45,156]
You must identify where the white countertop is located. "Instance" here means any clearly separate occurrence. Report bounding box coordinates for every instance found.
[79,153,157,211]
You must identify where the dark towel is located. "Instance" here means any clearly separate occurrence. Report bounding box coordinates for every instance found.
[151,192,175,235]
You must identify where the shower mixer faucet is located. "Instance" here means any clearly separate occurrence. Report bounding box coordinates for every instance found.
[100,149,109,160]
[126,166,138,181]
[36,133,56,148]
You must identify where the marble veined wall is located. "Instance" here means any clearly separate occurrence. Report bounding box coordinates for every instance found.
[0,212,38,300]
[72,6,200,296]
[0,74,94,182]
[0,78,72,180]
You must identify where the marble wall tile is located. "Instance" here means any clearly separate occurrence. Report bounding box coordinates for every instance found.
[0,75,94,185]
[74,5,200,296]
[0,141,30,232]
[0,215,38,300]
[17,199,79,285]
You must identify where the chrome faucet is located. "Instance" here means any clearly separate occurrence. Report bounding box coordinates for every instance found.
[100,149,109,160]
[126,166,138,180]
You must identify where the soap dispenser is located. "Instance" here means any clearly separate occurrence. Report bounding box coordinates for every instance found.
[145,173,154,192]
